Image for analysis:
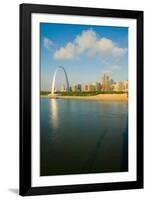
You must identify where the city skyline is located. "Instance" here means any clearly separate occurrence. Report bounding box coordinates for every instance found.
[40,23,128,91]
[52,73,128,93]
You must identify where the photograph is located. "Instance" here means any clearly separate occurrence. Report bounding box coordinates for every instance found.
[19,4,143,195]
[40,23,128,176]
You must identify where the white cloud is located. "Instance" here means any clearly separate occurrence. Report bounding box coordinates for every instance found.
[53,29,127,60]
[54,42,77,60]
[111,46,127,57]
[95,38,127,57]
[43,37,53,50]
[75,29,97,54]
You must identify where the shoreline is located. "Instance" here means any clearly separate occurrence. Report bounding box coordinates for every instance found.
[41,93,128,101]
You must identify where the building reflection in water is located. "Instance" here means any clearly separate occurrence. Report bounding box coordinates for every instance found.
[50,99,59,129]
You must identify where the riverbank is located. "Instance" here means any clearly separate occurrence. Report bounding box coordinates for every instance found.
[41,93,128,101]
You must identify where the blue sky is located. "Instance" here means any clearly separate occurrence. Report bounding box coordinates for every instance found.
[40,23,128,91]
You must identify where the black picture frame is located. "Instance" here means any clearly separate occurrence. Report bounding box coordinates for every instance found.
[19,3,144,196]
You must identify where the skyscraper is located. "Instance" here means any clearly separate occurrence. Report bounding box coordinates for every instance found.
[101,74,110,91]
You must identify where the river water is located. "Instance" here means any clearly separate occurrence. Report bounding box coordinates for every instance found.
[40,98,128,176]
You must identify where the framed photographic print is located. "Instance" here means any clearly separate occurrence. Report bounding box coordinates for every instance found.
[19,3,143,196]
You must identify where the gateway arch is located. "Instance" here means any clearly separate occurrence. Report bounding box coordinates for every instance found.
[51,66,70,95]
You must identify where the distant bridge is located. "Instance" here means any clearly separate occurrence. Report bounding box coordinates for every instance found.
[51,66,70,95]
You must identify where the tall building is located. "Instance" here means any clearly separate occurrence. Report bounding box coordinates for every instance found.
[101,74,110,91]
[72,84,82,92]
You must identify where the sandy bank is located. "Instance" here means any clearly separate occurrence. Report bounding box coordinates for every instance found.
[41,93,128,101]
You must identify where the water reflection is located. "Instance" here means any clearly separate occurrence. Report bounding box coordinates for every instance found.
[50,99,59,129]
[40,99,128,176]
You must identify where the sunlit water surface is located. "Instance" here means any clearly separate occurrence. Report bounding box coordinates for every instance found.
[40,98,128,176]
